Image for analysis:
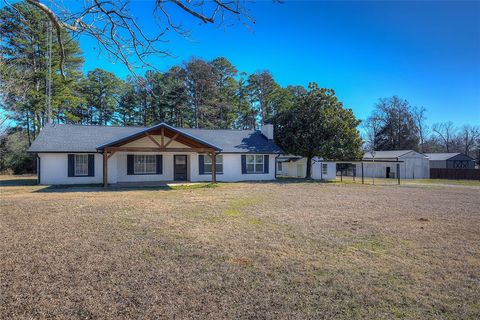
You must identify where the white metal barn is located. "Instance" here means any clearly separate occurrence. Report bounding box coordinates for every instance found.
[276,156,336,181]
[357,150,430,179]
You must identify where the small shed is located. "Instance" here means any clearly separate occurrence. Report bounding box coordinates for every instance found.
[425,153,476,169]
[276,155,336,180]
[357,150,430,179]
[276,155,306,177]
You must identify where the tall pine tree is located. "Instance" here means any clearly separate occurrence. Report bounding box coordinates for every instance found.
[0,1,84,142]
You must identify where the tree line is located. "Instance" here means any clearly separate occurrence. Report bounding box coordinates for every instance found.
[0,3,288,139]
[1,2,363,176]
[1,2,478,175]
[363,96,480,162]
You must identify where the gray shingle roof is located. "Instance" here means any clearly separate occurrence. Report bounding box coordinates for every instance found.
[28,123,283,154]
[424,153,463,161]
[363,150,421,159]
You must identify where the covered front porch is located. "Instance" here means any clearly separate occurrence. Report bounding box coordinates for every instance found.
[98,123,221,187]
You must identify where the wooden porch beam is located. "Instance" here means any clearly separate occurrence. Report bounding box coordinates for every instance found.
[164,133,179,148]
[107,151,116,160]
[160,127,164,147]
[211,152,217,184]
[103,150,108,187]
[146,133,163,149]
[104,147,215,153]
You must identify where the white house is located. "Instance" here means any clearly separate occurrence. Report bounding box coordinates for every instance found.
[356,150,430,179]
[277,155,336,181]
[28,123,283,186]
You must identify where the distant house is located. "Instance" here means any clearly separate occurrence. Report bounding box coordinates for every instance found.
[425,153,476,169]
[27,123,283,185]
[357,150,430,179]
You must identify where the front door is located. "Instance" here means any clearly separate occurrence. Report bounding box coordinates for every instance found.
[174,155,188,181]
[386,166,391,178]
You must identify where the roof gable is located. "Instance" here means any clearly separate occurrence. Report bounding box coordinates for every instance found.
[97,123,221,151]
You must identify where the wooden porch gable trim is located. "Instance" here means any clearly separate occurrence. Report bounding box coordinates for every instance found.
[103,146,215,153]
[164,133,179,148]
[160,127,164,146]
[99,124,220,151]
[146,131,179,149]
[146,133,163,148]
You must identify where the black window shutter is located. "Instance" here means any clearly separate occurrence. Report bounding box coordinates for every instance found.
[156,155,163,174]
[264,155,269,173]
[199,155,205,175]
[241,155,247,174]
[88,154,95,177]
[68,154,74,177]
[127,154,134,175]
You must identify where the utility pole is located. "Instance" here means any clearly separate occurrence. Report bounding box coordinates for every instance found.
[45,21,53,124]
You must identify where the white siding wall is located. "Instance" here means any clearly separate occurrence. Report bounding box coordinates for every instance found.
[115,152,176,182]
[276,157,336,181]
[399,153,430,179]
[191,153,276,182]
[38,153,103,185]
[39,152,276,184]
[279,159,307,178]
[311,161,336,181]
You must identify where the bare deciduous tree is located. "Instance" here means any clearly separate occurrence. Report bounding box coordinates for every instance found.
[362,113,382,151]
[432,121,456,152]
[5,0,255,78]
[412,106,428,152]
[459,125,480,155]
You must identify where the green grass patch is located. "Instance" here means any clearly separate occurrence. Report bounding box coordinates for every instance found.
[228,196,262,209]
[247,217,262,225]
[169,183,218,190]
[349,236,397,255]
[224,208,241,216]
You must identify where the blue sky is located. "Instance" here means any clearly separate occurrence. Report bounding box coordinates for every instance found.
[13,1,480,127]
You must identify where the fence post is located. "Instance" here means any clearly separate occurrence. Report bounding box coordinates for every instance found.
[397,163,400,185]
[361,162,364,184]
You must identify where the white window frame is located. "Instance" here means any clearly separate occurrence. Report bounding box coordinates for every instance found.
[204,155,223,174]
[134,154,157,175]
[246,155,264,174]
[74,154,89,176]
[322,163,328,175]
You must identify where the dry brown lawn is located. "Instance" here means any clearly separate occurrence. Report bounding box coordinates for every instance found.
[1,176,479,319]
